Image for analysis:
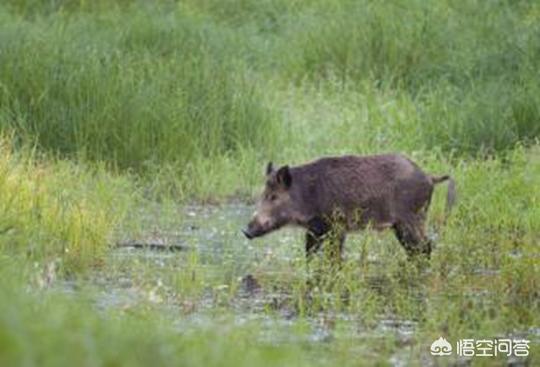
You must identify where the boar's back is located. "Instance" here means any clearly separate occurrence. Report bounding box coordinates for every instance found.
[289,154,432,228]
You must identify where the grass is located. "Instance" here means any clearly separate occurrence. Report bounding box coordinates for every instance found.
[0,136,135,273]
[0,2,280,186]
[0,0,539,366]
[0,144,537,366]
[1,0,540,198]
[0,260,325,367]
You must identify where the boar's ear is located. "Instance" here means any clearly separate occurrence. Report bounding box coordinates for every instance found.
[276,165,292,189]
[266,162,274,176]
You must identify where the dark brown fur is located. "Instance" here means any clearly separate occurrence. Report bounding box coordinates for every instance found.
[243,154,455,260]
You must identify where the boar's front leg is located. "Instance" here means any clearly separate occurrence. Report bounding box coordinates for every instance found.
[305,217,346,264]
[305,217,330,259]
[305,231,323,258]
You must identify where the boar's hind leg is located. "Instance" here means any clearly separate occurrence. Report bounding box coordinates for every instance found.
[392,220,432,258]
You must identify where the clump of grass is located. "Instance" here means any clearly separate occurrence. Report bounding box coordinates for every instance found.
[272,1,539,90]
[0,136,135,273]
[186,0,540,155]
[0,4,280,183]
[1,0,540,200]
[278,0,540,154]
[416,79,540,155]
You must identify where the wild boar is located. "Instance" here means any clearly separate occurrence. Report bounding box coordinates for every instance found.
[242,154,455,260]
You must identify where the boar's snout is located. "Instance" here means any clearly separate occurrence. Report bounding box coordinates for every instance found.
[242,228,254,239]
[242,216,271,240]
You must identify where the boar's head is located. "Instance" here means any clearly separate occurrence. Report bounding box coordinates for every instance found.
[243,162,304,239]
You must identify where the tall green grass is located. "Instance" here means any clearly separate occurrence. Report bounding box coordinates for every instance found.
[1,0,540,195]
[182,0,540,155]
[0,137,135,273]
[0,4,279,178]
[281,0,540,154]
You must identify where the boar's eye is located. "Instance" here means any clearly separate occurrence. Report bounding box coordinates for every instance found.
[269,194,278,202]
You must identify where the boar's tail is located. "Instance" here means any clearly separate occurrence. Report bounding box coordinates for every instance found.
[431,175,456,215]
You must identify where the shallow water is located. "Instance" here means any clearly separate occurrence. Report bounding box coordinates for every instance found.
[50,204,531,365]
[68,204,404,334]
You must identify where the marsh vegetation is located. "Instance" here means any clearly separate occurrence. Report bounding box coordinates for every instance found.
[0,1,539,365]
